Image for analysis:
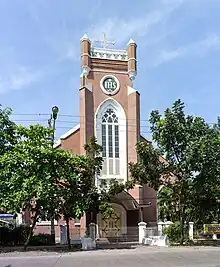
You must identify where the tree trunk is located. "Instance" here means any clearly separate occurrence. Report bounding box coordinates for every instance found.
[179,215,184,245]
[179,205,185,245]
[65,217,71,250]
[24,209,38,250]
[51,215,55,245]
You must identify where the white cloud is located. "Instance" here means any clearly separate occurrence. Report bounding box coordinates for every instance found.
[86,0,185,46]
[154,34,220,66]
[0,66,44,94]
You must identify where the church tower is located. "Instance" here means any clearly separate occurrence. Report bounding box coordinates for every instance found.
[51,33,157,241]
[79,33,140,187]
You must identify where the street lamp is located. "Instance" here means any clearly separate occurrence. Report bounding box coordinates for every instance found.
[52,106,59,120]
[49,106,59,245]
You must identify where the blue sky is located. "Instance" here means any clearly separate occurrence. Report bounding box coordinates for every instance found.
[0,0,220,140]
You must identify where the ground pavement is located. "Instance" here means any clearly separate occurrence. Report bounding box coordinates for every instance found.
[1,246,220,267]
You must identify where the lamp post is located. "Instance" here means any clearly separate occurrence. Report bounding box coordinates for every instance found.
[48,106,59,245]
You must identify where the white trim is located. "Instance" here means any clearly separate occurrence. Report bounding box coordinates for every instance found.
[92,47,127,53]
[86,83,93,92]
[100,75,120,96]
[127,85,137,95]
[94,98,127,185]
[90,69,128,75]
[54,124,80,148]
[90,47,128,61]
[80,33,90,42]
[127,38,136,45]
[128,71,137,81]
[128,57,136,61]
[60,124,80,139]
[36,220,58,226]
[81,66,91,77]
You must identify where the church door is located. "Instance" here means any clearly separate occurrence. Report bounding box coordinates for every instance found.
[97,203,126,238]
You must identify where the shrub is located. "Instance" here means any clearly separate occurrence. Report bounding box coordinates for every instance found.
[0,226,12,245]
[29,234,53,246]
[0,224,30,246]
[12,224,30,245]
[163,222,189,243]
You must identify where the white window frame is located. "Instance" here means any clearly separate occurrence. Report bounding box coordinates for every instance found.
[95,98,127,185]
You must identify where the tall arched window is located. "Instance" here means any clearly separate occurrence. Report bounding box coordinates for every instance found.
[101,108,120,175]
[95,99,127,185]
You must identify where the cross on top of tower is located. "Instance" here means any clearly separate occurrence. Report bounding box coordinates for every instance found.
[95,32,115,49]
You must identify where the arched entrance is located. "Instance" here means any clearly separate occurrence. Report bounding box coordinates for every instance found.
[97,203,127,238]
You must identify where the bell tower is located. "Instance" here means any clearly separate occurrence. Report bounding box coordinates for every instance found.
[79,33,140,186]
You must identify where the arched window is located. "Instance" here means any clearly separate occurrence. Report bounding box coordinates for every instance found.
[101,107,120,176]
[95,99,127,184]
[101,108,119,159]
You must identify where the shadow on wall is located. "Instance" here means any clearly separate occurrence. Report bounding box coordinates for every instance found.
[142,185,157,224]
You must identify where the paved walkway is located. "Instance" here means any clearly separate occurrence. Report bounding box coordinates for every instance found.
[1,246,220,267]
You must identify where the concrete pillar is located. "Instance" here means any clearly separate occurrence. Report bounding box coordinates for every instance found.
[16,212,23,226]
[138,222,147,244]
[89,223,96,241]
[213,233,217,240]
[158,221,164,236]
[189,222,194,240]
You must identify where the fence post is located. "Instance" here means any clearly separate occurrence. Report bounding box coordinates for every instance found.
[158,221,164,236]
[89,223,96,240]
[138,222,147,244]
[89,222,97,249]
[189,222,194,240]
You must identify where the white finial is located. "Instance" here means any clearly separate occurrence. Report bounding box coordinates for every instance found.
[127,38,136,45]
[81,33,90,42]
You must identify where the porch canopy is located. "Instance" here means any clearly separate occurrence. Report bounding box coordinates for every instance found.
[111,191,139,211]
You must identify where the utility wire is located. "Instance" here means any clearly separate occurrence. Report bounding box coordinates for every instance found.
[12,119,151,128]
[11,113,218,125]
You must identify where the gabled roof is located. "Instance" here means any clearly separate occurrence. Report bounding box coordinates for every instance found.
[54,124,80,148]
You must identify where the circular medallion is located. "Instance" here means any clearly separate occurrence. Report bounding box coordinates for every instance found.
[100,75,120,95]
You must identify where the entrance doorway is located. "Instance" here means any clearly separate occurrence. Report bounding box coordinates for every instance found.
[97,203,127,238]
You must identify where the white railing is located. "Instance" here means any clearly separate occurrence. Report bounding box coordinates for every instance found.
[144,227,158,238]
[90,47,128,61]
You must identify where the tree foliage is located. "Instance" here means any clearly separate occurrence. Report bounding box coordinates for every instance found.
[0,104,16,156]
[130,99,220,244]
[0,124,59,247]
[0,115,135,248]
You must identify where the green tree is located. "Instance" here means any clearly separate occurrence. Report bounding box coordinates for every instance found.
[157,187,179,222]
[0,104,16,156]
[83,136,135,218]
[188,119,220,225]
[50,149,95,249]
[0,104,17,214]
[55,136,135,249]
[0,124,60,248]
[129,99,220,244]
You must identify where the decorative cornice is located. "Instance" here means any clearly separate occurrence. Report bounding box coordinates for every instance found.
[90,47,128,61]
[90,69,128,74]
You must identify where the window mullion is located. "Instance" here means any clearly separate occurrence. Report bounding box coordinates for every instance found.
[106,124,109,176]
[112,123,115,175]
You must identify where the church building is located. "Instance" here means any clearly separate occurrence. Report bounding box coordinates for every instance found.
[34,34,157,242]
